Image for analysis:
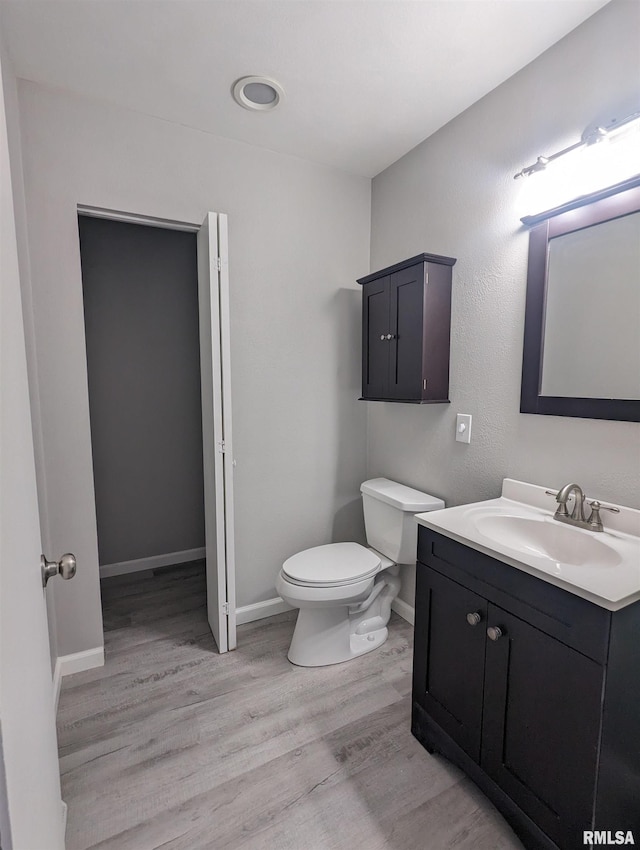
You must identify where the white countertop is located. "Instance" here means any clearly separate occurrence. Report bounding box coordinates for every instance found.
[414,479,640,611]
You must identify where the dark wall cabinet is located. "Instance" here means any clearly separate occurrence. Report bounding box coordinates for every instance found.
[357,253,456,403]
[413,527,640,850]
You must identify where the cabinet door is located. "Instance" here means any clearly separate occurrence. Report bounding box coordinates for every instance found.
[388,263,425,400]
[482,604,603,848]
[414,567,487,761]
[361,276,390,399]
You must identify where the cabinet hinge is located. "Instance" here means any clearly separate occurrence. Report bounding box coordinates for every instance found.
[222,602,230,615]
[216,256,222,272]
[425,272,429,285]
[217,440,226,454]
[423,379,427,390]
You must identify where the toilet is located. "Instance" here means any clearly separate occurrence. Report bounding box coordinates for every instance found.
[276,478,444,667]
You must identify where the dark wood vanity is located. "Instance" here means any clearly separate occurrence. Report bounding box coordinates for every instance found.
[412,526,640,850]
[357,253,455,403]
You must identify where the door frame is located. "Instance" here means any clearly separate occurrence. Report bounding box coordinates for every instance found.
[76,204,236,652]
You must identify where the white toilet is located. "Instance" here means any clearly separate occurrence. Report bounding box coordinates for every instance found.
[276,478,444,667]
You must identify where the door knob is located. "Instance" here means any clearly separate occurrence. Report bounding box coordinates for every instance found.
[466,612,482,626]
[487,626,503,641]
[41,553,77,587]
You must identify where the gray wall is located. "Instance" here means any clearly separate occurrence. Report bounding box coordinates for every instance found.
[368,0,640,606]
[15,78,370,657]
[79,217,204,566]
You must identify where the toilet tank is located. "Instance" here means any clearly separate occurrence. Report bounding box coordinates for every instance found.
[360,478,444,564]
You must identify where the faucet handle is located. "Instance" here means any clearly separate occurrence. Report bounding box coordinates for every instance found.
[545,489,569,517]
[586,500,620,532]
[587,500,620,514]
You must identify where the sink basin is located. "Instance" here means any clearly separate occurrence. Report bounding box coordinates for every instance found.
[413,479,640,609]
[472,513,622,569]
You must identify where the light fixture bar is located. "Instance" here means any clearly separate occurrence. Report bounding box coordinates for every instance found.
[514,110,640,179]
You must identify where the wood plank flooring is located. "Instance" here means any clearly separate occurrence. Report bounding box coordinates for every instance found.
[57,563,524,850]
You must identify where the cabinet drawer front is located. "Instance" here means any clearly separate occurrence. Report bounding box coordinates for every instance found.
[418,527,611,664]
[414,566,487,762]
[482,604,603,847]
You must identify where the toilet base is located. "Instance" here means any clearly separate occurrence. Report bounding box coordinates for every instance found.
[287,604,390,667]
[349,626,389,659]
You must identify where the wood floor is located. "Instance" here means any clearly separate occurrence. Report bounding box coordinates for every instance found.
[57,563,524,850]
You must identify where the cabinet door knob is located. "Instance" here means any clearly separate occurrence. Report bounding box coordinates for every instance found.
[487,626,503,641]
[466,612,482,626]
[386,333,396,340]
[380,334,386,341]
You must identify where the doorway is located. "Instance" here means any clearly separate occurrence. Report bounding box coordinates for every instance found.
[79,216,205,575]
[77,210,236,653]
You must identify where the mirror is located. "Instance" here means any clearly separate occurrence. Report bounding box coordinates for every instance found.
[541,210,640,399]
[520,175,640,421]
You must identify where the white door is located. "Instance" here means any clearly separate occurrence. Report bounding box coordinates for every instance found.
[0,73,65,849]
[197,213,236,653]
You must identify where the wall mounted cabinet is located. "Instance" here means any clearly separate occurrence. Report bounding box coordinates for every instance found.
[357,253,456,403]
[413,527,640,850]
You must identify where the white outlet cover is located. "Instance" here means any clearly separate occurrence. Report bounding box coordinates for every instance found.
[456,413,472,444]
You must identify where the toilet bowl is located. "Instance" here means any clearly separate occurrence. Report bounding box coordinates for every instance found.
[277,479,444,667]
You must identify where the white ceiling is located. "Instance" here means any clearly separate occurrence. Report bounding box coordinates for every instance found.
[0,0,610,177]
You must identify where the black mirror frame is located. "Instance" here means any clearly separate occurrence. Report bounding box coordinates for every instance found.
[520,174,640,422]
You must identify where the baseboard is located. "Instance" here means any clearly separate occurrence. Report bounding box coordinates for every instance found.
[99,547,206,579]
[391,596,415,626]
[237,596,412,627]
[236,596,293,625]
[53,646,105,711]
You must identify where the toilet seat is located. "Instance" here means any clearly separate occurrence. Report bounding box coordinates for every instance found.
[282,542,381,588]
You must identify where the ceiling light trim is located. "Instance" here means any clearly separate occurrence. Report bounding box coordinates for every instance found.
[232,76,284,112]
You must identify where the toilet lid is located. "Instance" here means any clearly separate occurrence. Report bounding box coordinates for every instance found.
[282,542,381,587]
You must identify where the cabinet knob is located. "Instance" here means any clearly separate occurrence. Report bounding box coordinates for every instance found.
[466,612,482,626]
[386,333,396,340]
[487,626,503,641]
[380,334,386,341]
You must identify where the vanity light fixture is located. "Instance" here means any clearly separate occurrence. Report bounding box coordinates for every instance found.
[232,76,284,111]
[513,109,640,179]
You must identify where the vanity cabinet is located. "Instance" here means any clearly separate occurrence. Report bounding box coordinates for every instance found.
[357,253,455,403]
[412,527,640,850]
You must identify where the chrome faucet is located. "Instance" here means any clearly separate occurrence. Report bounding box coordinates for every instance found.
[546,483,620,532]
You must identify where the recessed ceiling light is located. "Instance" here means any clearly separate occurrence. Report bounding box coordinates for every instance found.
[232,76,284,112]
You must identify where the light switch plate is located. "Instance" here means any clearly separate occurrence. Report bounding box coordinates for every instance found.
[456,413,472,444]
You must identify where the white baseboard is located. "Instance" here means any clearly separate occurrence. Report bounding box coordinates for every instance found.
[237,596,413,627]
[236,596,293,625]
[99,547,206,579]
[53,646,105,711]
[391,597,415,626]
